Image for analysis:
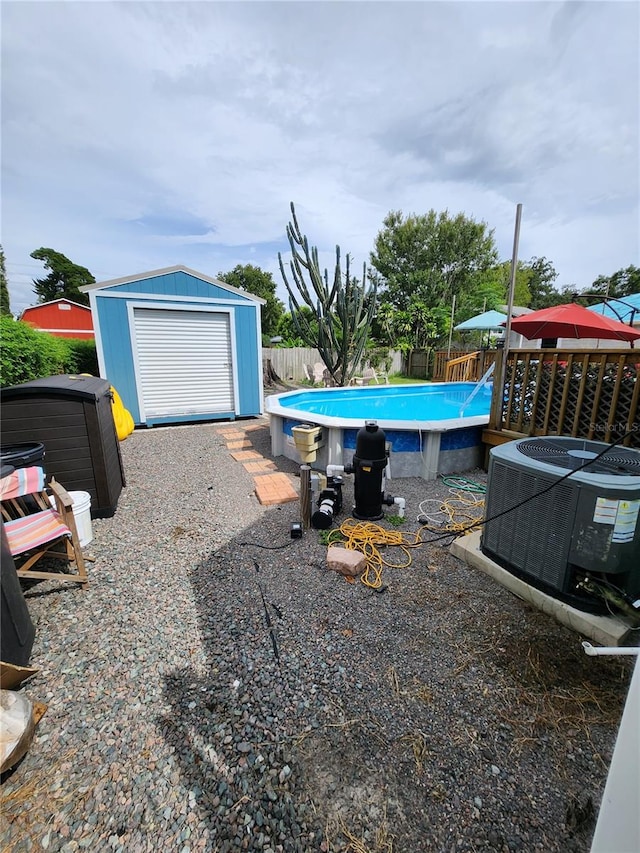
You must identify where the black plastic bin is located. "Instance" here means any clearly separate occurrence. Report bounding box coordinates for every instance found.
[0,442,46,473]
[1,375,125,517]
[1,525,36,666]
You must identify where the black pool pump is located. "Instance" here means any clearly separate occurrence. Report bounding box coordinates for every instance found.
[311,475,344,530]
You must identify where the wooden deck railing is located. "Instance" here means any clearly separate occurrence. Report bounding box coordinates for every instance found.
[445,352,479,382]
[433,350,466,380]
[441,349,500,383]
[486,349,639,449]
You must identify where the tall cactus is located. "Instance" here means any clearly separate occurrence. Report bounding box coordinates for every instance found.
[278,203,377,386]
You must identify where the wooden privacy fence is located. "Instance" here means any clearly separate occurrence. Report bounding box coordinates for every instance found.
[407,350,431,378]
[488,349,640,449]
[263,348,403,383]
[263,347,320,382]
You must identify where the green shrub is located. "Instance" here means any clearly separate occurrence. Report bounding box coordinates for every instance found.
[66,338,98,375]
[0,318,78,386]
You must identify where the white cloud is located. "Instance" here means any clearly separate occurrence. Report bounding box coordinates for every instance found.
[1,0,638,316]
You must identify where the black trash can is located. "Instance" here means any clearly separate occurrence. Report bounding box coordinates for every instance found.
[0,525,36,666]
[0,442,46,473]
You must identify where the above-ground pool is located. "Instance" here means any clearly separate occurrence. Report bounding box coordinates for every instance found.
[265,382,492,480]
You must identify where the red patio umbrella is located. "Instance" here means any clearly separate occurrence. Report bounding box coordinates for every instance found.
[508,302,640,343]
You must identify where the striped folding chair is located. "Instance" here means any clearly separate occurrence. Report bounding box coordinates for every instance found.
[1,466,88,587]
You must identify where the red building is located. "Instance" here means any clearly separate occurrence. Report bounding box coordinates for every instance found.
[21,299,94,339]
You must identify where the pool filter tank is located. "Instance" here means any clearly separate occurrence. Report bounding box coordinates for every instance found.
[352,421,388,521]
[307,421,405,529]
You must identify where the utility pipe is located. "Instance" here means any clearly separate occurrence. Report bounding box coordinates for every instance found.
[392,497,406,518]
[582,642,640,656]
[326,464,347,478]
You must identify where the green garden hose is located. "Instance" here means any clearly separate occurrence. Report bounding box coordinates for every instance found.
[439,475,486,494]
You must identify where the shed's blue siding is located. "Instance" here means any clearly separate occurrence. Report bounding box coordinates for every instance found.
[95,296,140,421]
[105,271,247,302]
[233,303,261,415]
[92,270,261,425]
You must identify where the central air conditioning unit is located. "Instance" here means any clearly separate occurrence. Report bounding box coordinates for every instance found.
[482,436,640,613]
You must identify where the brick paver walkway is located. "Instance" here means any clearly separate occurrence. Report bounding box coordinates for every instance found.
[216,423,299,506]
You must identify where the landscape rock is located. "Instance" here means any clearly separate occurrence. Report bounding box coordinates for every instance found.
[326,545,366,576]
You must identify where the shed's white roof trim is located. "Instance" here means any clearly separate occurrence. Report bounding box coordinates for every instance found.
[79,265,266,304]
[21,297,92,313]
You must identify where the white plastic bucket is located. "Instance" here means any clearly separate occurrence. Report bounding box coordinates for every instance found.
[49,490,93,547]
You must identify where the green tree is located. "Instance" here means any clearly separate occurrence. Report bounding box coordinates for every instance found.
[589,265,640,299]
[525,257,565,309]
[457,261,531,321]
[0,245,11,316]
[459,272,504,317]
[217,263,285,337]
[31,247,94,306]
[370,210,498,313]
[278,202,376,386]
[376,298,449,352]
[275,307,318,346]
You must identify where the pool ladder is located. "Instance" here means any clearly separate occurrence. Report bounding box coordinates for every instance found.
[459,363,495,417]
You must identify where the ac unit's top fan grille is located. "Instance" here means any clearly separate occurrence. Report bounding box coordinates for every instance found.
[516,438,640,476]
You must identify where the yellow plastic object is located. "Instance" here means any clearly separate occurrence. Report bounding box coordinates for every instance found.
[77,373,135,441]
[291,424,324,463]
[110,386,134,441]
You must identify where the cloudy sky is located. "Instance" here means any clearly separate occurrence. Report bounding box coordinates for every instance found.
[2,1,638,316]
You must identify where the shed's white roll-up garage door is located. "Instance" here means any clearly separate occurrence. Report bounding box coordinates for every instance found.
[133,308,234,419]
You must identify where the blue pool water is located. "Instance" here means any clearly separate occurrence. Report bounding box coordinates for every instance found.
[271,382,491,422]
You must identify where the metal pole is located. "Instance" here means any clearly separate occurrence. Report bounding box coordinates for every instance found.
[482,298,487,349]
[300,465,311,529]
[503,204,522,357]
[489,204,522,432]
[500,204,522,381]
[447,294,456,358]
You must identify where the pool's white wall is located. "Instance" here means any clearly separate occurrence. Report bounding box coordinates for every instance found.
[270,414,484,481]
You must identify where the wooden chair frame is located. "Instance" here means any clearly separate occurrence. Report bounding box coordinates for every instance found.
[1,472,88,588]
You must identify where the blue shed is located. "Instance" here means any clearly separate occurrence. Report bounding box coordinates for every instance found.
[81,266,264,426]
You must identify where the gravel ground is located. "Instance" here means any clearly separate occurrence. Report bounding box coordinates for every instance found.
[0,411,635,853]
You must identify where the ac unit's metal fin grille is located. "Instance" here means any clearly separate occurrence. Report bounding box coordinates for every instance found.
[516,438,640,475]
[483,461,577,590]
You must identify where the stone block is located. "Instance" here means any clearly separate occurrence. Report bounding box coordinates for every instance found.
[327,545,366,577]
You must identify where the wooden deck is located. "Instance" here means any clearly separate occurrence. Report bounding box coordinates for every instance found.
[484,348,639,453]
